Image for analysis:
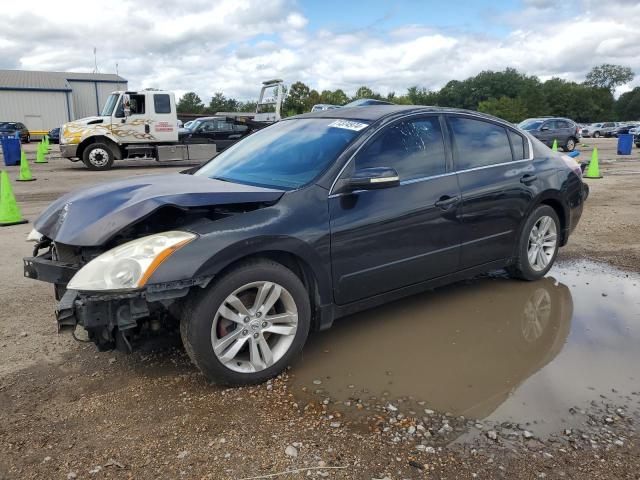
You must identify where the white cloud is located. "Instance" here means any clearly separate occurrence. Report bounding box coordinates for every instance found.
[0,0,639,103]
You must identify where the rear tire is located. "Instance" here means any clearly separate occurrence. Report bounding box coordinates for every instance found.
[563,138,576,152]
[82,143,114,170]
[507,205,560,281]
[181,259,311,386]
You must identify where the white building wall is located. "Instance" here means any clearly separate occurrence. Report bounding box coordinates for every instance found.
[0,90,69,130]
[68,80,98,119]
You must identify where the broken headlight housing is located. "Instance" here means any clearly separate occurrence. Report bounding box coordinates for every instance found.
[67,231,196,291]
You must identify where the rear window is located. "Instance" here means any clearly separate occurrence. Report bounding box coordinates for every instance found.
[154,94,171,114]
[449,117,513,170]
[508,130,527,160]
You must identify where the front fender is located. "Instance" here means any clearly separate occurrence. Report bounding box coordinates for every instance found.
[146,186,333,305]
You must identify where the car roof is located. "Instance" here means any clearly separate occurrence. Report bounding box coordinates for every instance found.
[291,105,515,126]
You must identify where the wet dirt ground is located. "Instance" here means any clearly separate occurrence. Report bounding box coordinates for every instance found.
[1,139,640,479]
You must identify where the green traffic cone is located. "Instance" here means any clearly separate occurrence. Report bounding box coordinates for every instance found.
[584,147,602,179]
[44,135,50,153]
[35,143,48,164]
[0,171,28,226]
[16,150,35,182]
[551,139,558,152]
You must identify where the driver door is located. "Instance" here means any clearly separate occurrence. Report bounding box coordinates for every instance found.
[115,93,151,142]
[328,115,462,305]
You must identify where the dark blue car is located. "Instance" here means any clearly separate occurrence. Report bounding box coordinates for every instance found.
[24,106,588,385]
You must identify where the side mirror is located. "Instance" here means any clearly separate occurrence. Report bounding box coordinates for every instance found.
[345,167,400,192]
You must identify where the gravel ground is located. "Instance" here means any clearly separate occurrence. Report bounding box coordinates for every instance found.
[1,139,639,479]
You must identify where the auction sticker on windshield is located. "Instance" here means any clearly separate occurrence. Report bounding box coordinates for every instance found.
[328,120,368,131]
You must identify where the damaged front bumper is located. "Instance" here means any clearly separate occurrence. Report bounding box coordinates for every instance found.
[24,254,210,352]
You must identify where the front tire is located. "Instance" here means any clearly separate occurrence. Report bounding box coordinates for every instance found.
[507,205,560,281]
[82,143,114,170]
[593,131,601,138]
[181,259,311,386]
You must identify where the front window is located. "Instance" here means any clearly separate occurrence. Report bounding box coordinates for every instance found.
[195,118,366,190]
[101,94,120,116]
[518,120,543,131]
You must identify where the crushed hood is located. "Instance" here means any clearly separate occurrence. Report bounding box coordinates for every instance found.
[34,173,284,246]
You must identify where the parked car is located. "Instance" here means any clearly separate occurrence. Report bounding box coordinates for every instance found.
[48,127,60,144]
[581,122,618,138]
[311,104,340,112]
[24,106,588,385]
[343,98,393,107]
[614,124,638,136]
[0,121,30,143]
[518,117,580,151]
[178,116,251,151]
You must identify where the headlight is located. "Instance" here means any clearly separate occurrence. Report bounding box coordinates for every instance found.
[67,231,196,291]
[27,229,43,242]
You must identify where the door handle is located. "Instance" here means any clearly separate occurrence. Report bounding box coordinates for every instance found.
[435,195,460,210]
[520,174,538,185]
[144,124,150,134]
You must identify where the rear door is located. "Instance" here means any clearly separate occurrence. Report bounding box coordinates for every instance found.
[539,120,555,146]
[447,114,537,269]
[213,119,242,151]
[329,115,462,305]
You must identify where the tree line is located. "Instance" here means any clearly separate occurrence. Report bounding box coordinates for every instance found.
[177,64,638,123]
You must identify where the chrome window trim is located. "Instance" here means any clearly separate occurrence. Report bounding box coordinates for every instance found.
[328,110,534,196]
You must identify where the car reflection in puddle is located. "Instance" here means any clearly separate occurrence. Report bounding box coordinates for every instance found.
[290,261,640,434]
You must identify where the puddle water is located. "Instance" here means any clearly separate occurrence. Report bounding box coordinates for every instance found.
[290,261,640,435]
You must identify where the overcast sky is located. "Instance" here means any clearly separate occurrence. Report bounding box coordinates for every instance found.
[1,0,639,101]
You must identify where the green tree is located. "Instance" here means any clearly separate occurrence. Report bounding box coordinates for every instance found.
[177,92,204,113]
[405,86,439,105]
[283,81,311,115]
[478,96,528,122]
[354,86,380,99]
[208,93,240,113]
[585,64,635,92]
[616,87,640,120]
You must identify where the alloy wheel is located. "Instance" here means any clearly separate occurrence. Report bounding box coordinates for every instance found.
[566,139,575,151]
[521,288,552,342]
[527,216,557,272]
[211,281,298,373]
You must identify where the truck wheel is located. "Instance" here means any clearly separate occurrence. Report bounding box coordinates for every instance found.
[181,259,311,386]
[82,143,114,170]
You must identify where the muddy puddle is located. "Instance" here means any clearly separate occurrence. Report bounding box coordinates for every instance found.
[290,260,640,436]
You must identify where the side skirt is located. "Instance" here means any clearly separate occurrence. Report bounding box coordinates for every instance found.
[322,259,510,327]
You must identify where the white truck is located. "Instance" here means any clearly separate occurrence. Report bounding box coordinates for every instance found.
[59,89,217,170]
[60,80,286,171]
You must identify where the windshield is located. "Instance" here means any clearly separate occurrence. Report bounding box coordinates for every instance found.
[195,118,366,189]
[518,120,544,131]
[101,93,120,116]
[187,119,204,131]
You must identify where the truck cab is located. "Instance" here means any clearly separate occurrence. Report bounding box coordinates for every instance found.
[60,90,206,170]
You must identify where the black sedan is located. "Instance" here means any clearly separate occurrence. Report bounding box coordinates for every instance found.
[0,121,30,143]
[48,127,60,144]
[178,116,251,151]
[23,106,588,386]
